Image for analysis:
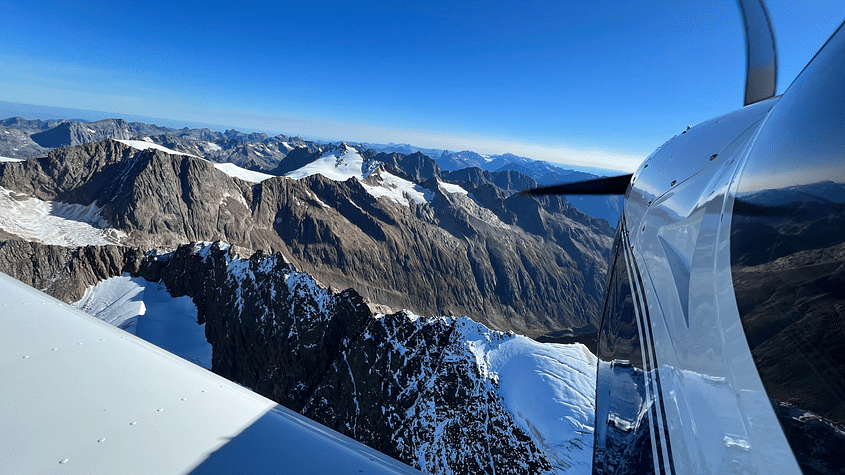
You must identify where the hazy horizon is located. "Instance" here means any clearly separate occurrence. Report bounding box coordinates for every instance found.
[0,100,630,176]
[3,1,844,173]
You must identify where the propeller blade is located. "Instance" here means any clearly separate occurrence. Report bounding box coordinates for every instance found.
[519,174,632,196]
[738,0,778,106]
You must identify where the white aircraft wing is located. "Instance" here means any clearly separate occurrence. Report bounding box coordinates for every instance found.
[0,271,420,474]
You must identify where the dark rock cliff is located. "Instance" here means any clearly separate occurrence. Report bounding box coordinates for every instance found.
[0,239,581,474]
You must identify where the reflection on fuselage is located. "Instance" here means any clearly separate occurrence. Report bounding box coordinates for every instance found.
[729,21,845,474]
[593,228,658,475]
[731,184,845,472]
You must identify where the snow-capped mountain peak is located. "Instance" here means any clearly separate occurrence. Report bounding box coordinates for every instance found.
[285,145,372,182]
[361,167,433,207]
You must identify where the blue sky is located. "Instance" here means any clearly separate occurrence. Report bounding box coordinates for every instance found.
[1,1,843,172]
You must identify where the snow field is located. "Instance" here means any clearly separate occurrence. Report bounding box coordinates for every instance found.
[204,141,222,151]
[438,181,467,195]
[116,139,202,158]
[0,186,125,246]
[213,162,275,183]
[284,146,370,182]
[457,318,597,473]
[285,145,435,208]
[361,169,433,207]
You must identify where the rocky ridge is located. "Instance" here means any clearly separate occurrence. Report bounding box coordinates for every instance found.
[139,242,596,474]
[30,118,134,148]
[0,238,596,474]
[0,139,613,337]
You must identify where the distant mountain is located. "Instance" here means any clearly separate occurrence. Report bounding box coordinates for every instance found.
[436,150,489,170]
[355,142,445,161]
[0,117,61,159]
[30,118,134,148]
[495,160,594,185]
[0,116,66,131]
[0,116,625,226]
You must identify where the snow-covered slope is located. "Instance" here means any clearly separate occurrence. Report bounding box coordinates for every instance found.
[0,186,125,246]
[361,168,433,207]
[438,181,467,195]
[119,137,276,183]
[213,162,275,182]
[371,314,596,474]
[74,274,212,369]
[286,145,435,208]
[116,139,202,158]
[285,145,373,182]
[476,323,596,473]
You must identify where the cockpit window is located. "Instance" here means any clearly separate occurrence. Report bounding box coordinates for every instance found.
[593,226,656,474]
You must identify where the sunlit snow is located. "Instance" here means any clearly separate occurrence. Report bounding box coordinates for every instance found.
[205,141,222,151]
[0,186,125,246]
[116,139,202,158]
[74,274,212,369]
[68,242,594,472]
[214,162,275,182]
[459,319,597,474]
[119,138,276,182]
[438,181,467,195]
[361,170,433,207]
[285,146,371,182]
[286,146,434,208]
[0,156,24,162]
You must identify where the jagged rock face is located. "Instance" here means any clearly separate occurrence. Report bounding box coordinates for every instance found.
[0,116,622,229]
[0,140,285,253]
[370,151,442,184]
[305,314,555,474]
[0,139,613,336]
[0,238,592,474]
[30,118,134,148]
[135,243,565,475]
[0,237,143,302]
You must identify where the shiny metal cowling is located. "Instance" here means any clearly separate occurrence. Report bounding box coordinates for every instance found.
[594,21,845,475]
[730,22,845,474]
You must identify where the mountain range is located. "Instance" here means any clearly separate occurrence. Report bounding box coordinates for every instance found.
[1,117,624,225]
[0,115,611,473]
